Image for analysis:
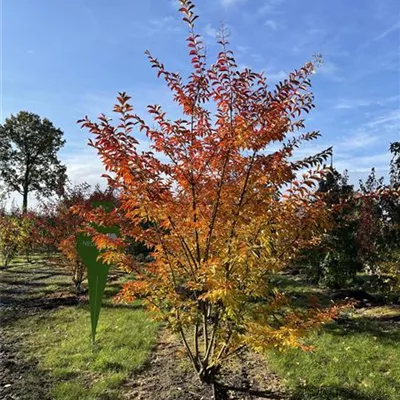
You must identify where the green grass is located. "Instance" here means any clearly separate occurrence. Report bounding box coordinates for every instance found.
[4,257,400,399]
[2,256,159,400]
[265,275,400,400]
[15,305,159,400]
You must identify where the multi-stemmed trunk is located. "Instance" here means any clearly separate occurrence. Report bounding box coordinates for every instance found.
[73,260,86,294]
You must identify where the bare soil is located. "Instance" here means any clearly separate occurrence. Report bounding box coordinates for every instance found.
[123,330,288,400]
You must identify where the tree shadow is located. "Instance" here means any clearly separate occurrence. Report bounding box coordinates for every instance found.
[290,384,389,400]
[101,302,144,310]
[214,382,286,399]
[0,279,71,288]
[326,316,400,345]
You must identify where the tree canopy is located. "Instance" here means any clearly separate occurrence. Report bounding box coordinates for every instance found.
[0,111,67,211]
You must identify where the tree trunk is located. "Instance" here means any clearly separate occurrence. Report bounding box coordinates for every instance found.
[75,280,82,294]
[22,189,28,213]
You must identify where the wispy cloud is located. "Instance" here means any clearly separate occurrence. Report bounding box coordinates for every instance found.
[334,95,400,110]
[364,109,400,131]
[359,21,400,50]
[169,0,179,9]
[204,23,218,38]
[128,15,182,38]
[238,63,251,71]
[235,45,251,56]
[258,0,285,15]
[221,0,247,7]
[307,28,324,35]
[334,99,373,110]
[335,152,391,174]
[374,21,400,41]
[263,69,287,82]
[264,19,278,30]
[317,60,344,82]
[339,132,379,149]
[148,16,181,34]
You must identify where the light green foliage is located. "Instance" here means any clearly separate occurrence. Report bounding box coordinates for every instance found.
[0,213,30,267]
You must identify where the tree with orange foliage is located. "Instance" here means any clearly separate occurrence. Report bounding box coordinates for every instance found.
[79,1,345,394]
[44,183,117,292]
[41,183,91,292]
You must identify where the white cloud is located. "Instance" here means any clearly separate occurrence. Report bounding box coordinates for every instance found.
[148,16,181,34]
[221,0,247,7]
[258,0,285,15]
[63,153,107,188]
[374,21,400,41]
[127,15,181,38]
[364,109,400,130]
[334,95,400,110]
[339,132,379,149]
[307,28,324,35]
[335,152,390,175]
[264,19,278,30]
[359,21,400,50]
[204,23,218,38]
[236,45,250,54]
[169,0,179,9]
[263,69,287,82]
[334,99,373,110]
[238,64,251,71]
[317,60,344,82]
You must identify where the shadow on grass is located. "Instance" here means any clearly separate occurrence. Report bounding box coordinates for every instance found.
[3,267,70,278]
[290,384,388,400]
[326,316,400,345]
[1,327,53,400]
[101,302,144,310]
[0,279,71,288]
[268,275,332,308]
[215,382,285,399]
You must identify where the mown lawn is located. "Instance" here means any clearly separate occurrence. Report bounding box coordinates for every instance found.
[2,258,399,400]
[266,275,400,400]
[14,305,159,400]
[1,257,159,400]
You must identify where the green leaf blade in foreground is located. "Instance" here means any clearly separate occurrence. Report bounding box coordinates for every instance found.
[76,201,119,343]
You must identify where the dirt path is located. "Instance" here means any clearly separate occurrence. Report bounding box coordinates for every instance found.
[123,330,288,400]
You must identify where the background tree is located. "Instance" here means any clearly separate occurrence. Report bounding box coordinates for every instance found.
[79,1,344,394]
[357,168,385,271]
[0,111,67,212]
[44,183,120,293]
[43,183,92,293]
[390,140,400,188]
[301,168,362,287]
[375,143,400,291]
[0,208,30,268]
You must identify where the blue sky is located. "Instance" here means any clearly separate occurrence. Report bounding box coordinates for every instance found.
[1,0,399,206]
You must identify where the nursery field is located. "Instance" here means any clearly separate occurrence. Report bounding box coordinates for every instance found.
[1,258,399,400]
[2,0,400,398]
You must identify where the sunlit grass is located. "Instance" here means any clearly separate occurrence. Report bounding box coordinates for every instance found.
[15,305,159,400]
[265,294,400,400]
[3,256,159,400]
